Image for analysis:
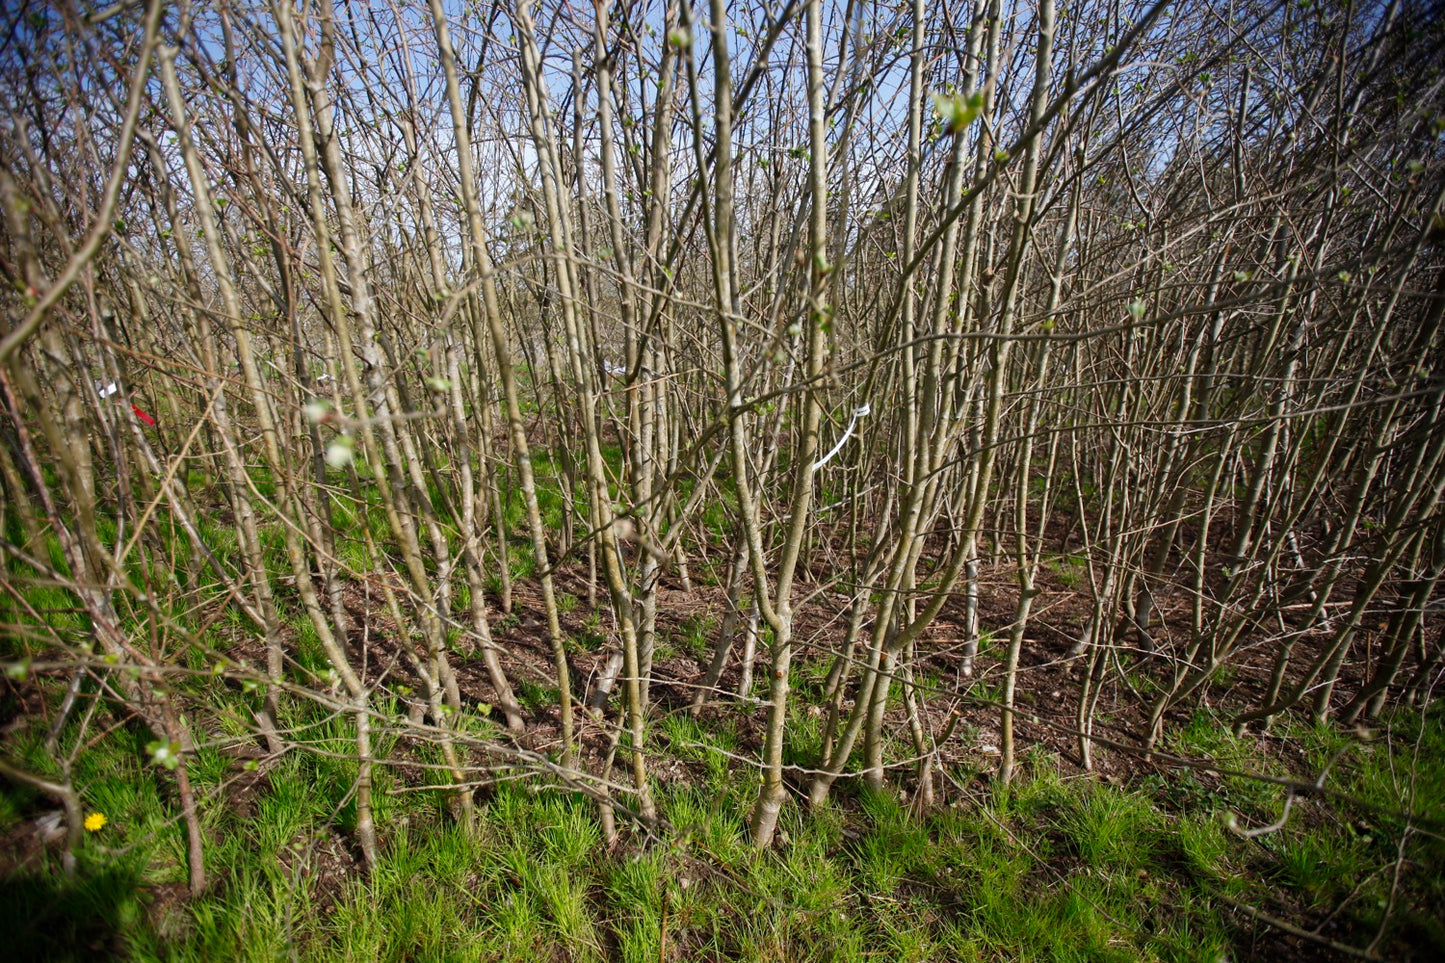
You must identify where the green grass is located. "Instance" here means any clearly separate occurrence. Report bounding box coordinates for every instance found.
[1047,553,1089,589]
[676,614,714,661]
[2,582,87,642]
[1064,782,1162,870]
[3,643,1441,963]
[515,679,559,713]
[508,547,536,582]
[0,740,1433,961]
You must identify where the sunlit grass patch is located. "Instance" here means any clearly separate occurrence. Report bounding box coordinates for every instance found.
[1064,782,1162,871]
[3,694,1441,961]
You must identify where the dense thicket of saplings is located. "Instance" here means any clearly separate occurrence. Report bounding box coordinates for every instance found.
[2,0,1442,957]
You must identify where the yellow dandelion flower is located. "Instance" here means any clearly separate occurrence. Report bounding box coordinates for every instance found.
[83,812,107,832]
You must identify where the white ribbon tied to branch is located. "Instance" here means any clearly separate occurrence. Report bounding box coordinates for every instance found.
[813,403,870,471]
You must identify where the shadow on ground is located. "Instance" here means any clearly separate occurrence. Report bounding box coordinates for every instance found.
[1,865,143,962]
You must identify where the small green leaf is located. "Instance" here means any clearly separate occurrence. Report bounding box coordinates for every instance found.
[147,740,182,770]
[931,91,984,134]
[325,435,355,470]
